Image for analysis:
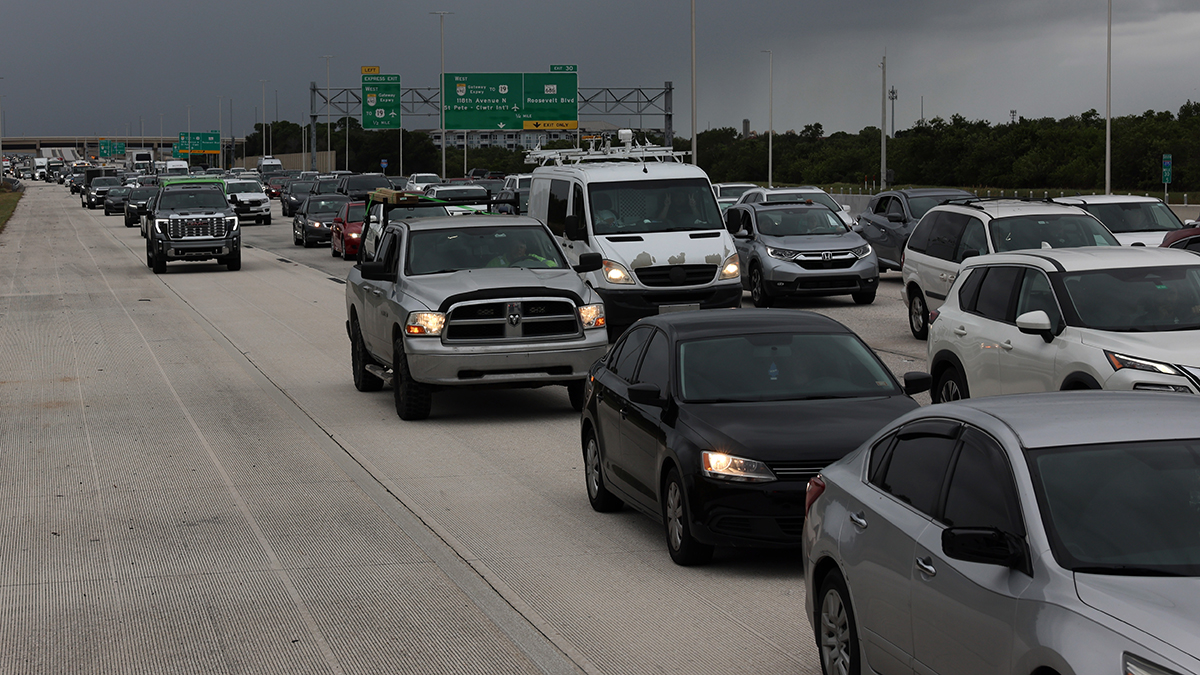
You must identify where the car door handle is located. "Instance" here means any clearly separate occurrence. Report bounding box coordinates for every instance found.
[953,326,968,336]
[915,557,937,578]
[848,512,868,529]
[1001,340,1013,351]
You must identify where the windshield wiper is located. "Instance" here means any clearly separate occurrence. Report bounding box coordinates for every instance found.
[1072,565,1186,577]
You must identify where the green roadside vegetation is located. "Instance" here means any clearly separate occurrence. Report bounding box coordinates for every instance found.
[0,187,21,237]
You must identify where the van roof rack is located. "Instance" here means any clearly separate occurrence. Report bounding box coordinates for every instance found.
[525,129,690,166]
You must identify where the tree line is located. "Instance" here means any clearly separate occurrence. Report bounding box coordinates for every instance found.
[238,102,1200,193]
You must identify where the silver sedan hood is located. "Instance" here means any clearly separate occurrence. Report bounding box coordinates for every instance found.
[1075,574,1200,661]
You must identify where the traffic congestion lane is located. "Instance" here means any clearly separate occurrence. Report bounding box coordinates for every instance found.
[82,185,826,674]
[2,183,559,674]
[239,198,355,279]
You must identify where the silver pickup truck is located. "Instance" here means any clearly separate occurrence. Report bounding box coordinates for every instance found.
[345,195,608,420]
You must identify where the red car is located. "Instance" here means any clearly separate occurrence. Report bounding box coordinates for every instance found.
[266,176,288,200]
[331,201,366,259]
[1160,223,1200,251]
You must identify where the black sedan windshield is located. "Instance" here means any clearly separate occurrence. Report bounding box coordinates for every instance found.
[307,198,348,214]
[679,333,900,402]
[1031,439,1200,576]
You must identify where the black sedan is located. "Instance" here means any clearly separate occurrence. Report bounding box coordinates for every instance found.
[281,181,314,217]
[581,309,930,565]
[103,186,133,215]
[123,186,158,228]
[293,194,349,247]
[856,188,974,271]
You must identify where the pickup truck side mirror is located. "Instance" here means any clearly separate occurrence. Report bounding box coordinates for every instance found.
[574,252,603,274]
[564,215,586,242]
[360,261,392,282]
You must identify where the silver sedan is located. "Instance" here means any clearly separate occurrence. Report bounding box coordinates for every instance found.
[803,391,1200,675]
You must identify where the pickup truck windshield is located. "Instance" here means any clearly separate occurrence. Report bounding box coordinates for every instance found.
[160,191,228,210]
[408,226,566,275]
[589,178,723,235]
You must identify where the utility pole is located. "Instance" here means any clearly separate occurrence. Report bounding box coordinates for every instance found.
[879,55,887,190]
[1105,0,1112,194]
[260,79,267,158]
[273,89,277,156]
[431,12,451,179]
[323,56,334,173]
[762,50,773,188]
[217,96,223,169]
[1010,109,1017,124]
[888,86,897,137]
[690,0,697,166]
[187,105,191,168]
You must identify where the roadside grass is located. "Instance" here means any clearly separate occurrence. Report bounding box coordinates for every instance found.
[0,188,21,237]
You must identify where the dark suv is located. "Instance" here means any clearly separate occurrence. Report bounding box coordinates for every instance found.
[145,183,241,273]
[336,173,391,201]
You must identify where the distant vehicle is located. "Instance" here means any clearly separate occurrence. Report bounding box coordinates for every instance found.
[257,156,283,174]
[804,391,1200,675]
[293,194,350,247]
[282,181,315,217]
[145,183,241,273]
[1161,223,1200,251]
[163,160,189,177]
[466,168,490,179]
[123,186,158,228]
[424,184,490,215]
[735,186,856,228]
[33,157,48,180]
[712,182,757,200]
[1054,194,1187,247]
[102,186,133,215]
[224,179,272,225]
[858,188,976,271]
[127,149,154,174]
[82,174,121,209]
[331,201,366,259]
[503,174,532,191]
[336,173,391,201]
[404,173,441,191]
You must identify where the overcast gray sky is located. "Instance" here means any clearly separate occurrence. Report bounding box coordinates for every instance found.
[2,0,1198,140]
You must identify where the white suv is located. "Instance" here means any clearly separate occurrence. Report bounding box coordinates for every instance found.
[733,186,855,227]
[1053,194,1189,247]
[927,246,1200,402]
[901,199,1119,339]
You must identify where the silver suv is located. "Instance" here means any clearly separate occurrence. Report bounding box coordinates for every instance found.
[901,199,1118,339]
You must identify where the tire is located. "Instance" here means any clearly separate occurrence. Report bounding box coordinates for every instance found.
[567,380,586,412]
[584,432,622,512]
[817,570,861,675]
[351,320,384,392]
[225,250,241,271]
[145,241,154,268]
[663,468,713,566]
[392,337,432,420]
[263,216,271,225]
[293,228,302,246]
[908,290,929,340]
[104,208,111,216]
[331,243,341,257]
[303,234,314,248]
[749,265,773,308]
[151,246,166,275]
[933,365,968,403]
[852,290,876,305]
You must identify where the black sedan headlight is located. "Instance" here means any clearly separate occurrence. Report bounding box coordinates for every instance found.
[701,451,777,483]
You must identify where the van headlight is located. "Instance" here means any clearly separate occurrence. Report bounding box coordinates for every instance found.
[578,304,606,329]
[602,260,635,285]
[719,253,740,280]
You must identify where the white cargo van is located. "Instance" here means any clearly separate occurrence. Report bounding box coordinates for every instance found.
[526,131,742,338]
[257,156,283,174]
[163,160,189,176]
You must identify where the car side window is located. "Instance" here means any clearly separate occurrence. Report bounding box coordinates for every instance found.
[974,266,1021,322]
[925,211,969,261]
[635,330,670,391]
[906,212,936,253]
[876,422,960,517]
[867,432,897,485]
[742,212,755,235]
[942,428,1023,534]
[1015,268,1063,328]
[957,267,986,311]
[954,218,987,262]
[546,179,570,236]
[611,327,653,382]
[872,196,889,215]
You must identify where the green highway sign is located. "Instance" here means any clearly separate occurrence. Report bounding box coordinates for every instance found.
[99,139,112,158]
[1164,154,1173,185]
[115,142,126,156]
[176,131,220,154]
[549,64,577,72]
[443,72,578,130]
[362,74,402,130]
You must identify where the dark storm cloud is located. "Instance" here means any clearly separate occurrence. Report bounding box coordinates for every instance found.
[1,0,1197,139]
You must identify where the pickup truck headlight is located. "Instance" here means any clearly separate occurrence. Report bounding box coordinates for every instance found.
[701,450,776,483]
[718,253,740,280]
[225,216,238,231]
[578,304,606,329]
[405,312,446,336]
[602,260,635,285]
[154,219,168,234]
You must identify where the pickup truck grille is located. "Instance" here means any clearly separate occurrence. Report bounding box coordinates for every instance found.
[168,217,228,239]
[634,264,717,287]
[444,298,580,342]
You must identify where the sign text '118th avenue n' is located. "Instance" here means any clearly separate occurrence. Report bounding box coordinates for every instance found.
[443,72,578,131]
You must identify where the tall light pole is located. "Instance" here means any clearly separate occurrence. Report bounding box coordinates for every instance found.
[159,113,163,160]
[260,79,268,158]
[762,50,772,188]
[431,11,452,179]
[1105,0,1112,194]
[323,56,334,173]
[217,96,223,169]
[0,78,5,171]
[273,89,277,156]
[879,55,887,190]
[690,0,697,165]
[187,104,192,168]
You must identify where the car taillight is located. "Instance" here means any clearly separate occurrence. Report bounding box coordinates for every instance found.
[805,475,826,517]
[929,308,940,324]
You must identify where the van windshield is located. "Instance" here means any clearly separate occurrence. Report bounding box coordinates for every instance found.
[589,178,723,235]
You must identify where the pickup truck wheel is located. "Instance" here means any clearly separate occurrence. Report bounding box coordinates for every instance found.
[393,337,432,420]
[225,250,242,271]
[151,246,166,275]
[263,216,271,225]
[351,321,383,392]
[567,381,586,412]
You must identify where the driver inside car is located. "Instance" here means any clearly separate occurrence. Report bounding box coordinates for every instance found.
[486,238,558,268]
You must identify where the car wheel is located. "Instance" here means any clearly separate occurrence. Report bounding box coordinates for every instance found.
[225,250,241,271]
[908,290,929,340]
[750,265,773,308]
[663,468,713,566]
[351,319,384,392]
[293,228,301,245]
[145,240,154,269]
[933,366,969,403]
[584,432,622,512]
[104,208,111,215]
[392,337,432,420]
[566,380,585,412]
[263,216,271,225]
[817,570,861,675]
[331,242,341,257]
[852,290,876,305]
[151,246,166,275]
[303,234,314,248]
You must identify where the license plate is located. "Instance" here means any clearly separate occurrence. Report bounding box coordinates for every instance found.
[658,303,700,314]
